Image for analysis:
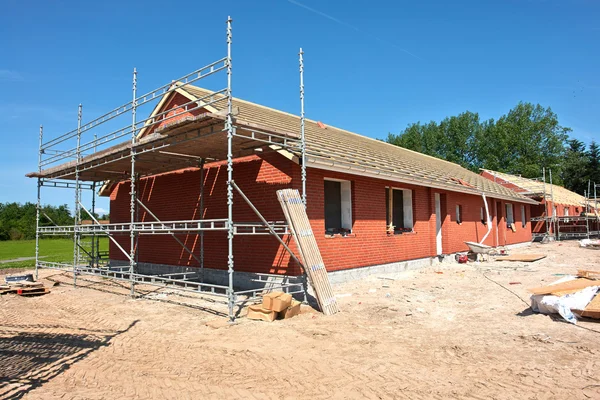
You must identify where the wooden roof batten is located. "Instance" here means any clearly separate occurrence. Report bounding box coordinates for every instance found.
[481,168,587,207]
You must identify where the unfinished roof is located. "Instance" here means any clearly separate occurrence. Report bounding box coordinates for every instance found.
[182,86,536,204]
[27,84,536,204]
[481,169,587,207]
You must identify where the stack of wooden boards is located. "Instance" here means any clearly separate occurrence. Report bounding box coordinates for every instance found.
[528,269,600,319]
[276,189,340,315]
[247,291,302,322]
[0,280,50,296]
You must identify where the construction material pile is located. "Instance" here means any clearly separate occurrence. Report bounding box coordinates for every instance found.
[0,274,50,296]
[529,269,600,324]
[247,291,302,322]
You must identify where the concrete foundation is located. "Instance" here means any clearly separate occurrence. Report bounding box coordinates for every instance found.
[110,240,532,289]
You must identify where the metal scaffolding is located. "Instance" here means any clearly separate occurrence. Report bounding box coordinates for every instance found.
[531,169,599,241]
[31,17,308,321]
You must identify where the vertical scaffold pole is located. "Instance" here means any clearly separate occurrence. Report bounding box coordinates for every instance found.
[199,158,205,282]
[92,134,98,267]
[299,48,306,207]
[585,182,598,213]
[35,125,43,280]
[73,104,82,287]
[587,180,591,239]
[226,16,235,321]
[550,168,556,240]
[91,181,96,268]
[299,48,308,304]
[130,67,138,296]
[543,167,549,239]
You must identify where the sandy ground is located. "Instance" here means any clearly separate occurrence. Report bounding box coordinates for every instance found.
[1,241,600,399]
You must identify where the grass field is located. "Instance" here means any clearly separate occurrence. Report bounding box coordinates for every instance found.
[0,238,109,269]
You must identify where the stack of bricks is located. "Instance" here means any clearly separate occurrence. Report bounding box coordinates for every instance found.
[247,291,301,322]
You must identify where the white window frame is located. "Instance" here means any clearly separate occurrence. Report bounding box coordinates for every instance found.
[564,207,570,222]
[386,186,414,232]
[506,203,514,227]
[324,178,352,232]
[455,204,462,224]
[521,205,526,228]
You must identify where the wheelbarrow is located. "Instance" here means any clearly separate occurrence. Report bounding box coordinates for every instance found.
[464,241,505,261]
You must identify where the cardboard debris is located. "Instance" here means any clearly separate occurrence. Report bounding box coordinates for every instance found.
[279,300,301,320]
[247,305,277,322]
[248,298,302,322]
[262,292,292,312]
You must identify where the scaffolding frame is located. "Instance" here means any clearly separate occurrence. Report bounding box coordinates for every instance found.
[32,17,308,321]
[531,169,599,241]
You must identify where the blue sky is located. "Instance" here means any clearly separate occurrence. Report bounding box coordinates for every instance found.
[1,0,598,211]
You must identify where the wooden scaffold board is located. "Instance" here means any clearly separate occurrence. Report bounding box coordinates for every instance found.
[276,189,340,315]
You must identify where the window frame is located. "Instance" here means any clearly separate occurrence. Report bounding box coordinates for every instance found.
[505,203,514,227]
[480,207,487,225]
[324,178,353,234]
[385,186,414,234]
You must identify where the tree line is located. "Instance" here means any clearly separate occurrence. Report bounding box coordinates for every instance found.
[386,102,600,195]
[0,202,108,241]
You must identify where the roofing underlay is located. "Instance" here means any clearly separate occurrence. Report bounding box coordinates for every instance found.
[27,84,536,205]
[481,169,587,207]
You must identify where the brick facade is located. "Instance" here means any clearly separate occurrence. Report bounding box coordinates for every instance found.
[110,152,533,276]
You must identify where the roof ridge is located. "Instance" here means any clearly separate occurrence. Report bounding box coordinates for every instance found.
[181,84,475,172]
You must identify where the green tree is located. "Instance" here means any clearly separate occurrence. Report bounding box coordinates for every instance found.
[477,103,569,180]
[387,112,480,170]
[388,102,570,181]
[588,141,600,191]
[561,139,589,195]
[0,202,73,241]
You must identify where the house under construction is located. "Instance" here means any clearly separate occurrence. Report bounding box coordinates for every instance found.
[481,169,600,241]
[27,17,538,320]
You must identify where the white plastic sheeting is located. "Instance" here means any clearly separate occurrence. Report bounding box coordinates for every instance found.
[530,276,599,324]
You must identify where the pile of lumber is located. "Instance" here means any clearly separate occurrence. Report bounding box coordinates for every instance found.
[247,291,302,322]
[528,269,600,320]
[0,280,50,296]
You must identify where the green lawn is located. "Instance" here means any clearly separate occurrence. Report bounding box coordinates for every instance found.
[0,238,109,269]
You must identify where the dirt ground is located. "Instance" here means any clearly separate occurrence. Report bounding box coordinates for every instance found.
[1,241,600,400]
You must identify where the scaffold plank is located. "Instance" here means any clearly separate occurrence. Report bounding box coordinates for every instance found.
[277,188,339,315]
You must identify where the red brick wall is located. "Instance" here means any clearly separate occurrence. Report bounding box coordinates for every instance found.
[110,154,533,275]
[144,92,205,136]
[110,153,302,275]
